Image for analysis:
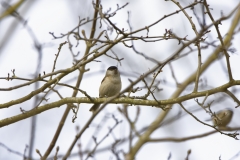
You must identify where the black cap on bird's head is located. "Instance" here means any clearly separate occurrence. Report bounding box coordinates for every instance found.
[107,66,118,70]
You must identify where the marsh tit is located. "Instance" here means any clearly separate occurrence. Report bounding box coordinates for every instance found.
[89,66,122,112]
[211,109,233,127]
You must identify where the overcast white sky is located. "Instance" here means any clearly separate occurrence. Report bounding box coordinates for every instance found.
[0,0,240,160]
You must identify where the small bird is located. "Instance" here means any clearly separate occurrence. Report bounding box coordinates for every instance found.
[89,66,122,112]
[211,109,233,127]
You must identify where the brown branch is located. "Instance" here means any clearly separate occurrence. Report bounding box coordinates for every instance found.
[125,6,240,159]
[225,89,240,107]
[50,41,67,80]
[171,0,202,93]
[203,0,239,82]
[1,80,240,127]
[85,115,122,159]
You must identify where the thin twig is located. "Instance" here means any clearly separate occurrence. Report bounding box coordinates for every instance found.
[179,103,238,139]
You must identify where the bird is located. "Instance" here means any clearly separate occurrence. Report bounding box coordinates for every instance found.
[89,66,122,112]
[211,109,233,127]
